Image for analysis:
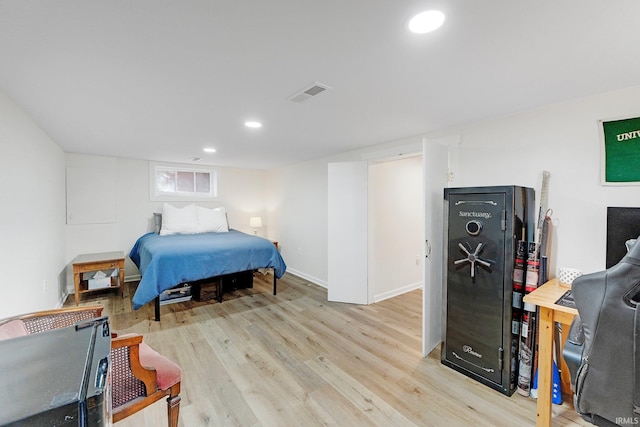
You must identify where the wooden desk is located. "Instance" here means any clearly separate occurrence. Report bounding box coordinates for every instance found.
[72,251,125,305]
[523,278,578,427]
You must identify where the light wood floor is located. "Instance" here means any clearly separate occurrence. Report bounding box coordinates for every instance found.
[67,273,590,427]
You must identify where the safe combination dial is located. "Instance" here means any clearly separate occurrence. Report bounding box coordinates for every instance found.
[465,220,483,236]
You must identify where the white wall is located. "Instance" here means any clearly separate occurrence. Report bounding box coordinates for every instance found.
[0,90,66,317]
[268,138,423,287]
[64,154,270,293]
[268,158,330,285]
[368,156,423,301]
[435,85,640,277]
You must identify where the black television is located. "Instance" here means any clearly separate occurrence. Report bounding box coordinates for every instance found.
[606,207,640,268]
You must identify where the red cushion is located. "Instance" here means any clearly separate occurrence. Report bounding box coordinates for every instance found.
[0,320,28,340]
[138,341,182,390]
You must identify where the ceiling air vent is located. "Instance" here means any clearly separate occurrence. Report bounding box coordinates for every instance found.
[289,82,332,103]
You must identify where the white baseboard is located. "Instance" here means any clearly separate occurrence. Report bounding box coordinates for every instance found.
[373,281,422,303]
[286,268,328,289]
[285,270,420,302]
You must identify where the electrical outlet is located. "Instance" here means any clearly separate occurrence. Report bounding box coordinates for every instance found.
[297,248,302,255]
[416,254,420,266]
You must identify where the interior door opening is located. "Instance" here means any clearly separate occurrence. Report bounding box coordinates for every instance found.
[327,138,451,358]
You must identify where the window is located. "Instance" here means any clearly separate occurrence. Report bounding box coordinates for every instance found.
[150,162,218,201]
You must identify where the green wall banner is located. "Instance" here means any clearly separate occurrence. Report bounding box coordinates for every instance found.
[601,115,640,184]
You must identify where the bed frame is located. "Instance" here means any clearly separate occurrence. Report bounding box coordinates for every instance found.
[153,270,278,321]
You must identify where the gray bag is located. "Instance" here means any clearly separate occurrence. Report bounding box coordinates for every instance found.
[563,240,640,426]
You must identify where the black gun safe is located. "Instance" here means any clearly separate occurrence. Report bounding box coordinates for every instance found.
[442,185,534,395]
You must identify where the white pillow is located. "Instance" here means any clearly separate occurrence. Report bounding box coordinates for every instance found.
[159,203,199,235]
[197,206,229,233]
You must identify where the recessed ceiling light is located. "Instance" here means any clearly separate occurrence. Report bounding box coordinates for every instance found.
[245,121,263,128]
[203,147,216,153]
[408,10,445,34]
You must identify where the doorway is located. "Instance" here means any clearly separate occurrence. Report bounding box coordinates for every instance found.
[327,155,422,305]
[368,155,424,303]
[327,138,452,357]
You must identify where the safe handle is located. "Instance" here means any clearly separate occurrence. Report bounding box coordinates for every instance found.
[455,242,491,278]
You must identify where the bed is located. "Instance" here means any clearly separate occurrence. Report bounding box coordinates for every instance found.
[129,208,287,319]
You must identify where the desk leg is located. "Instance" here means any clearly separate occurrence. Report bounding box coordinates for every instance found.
[537,307,554,427]
[558,321,573,399]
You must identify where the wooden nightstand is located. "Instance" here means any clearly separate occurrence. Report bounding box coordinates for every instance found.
[72,251,125,305]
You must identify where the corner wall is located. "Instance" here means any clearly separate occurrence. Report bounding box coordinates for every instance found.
[0,90,66,317]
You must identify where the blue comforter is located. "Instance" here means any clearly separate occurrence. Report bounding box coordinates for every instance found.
[129,230,287,309]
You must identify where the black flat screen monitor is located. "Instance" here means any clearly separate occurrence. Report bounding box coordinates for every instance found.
[606,207,640,268]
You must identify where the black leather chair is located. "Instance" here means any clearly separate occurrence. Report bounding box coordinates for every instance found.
[563,239,640,426]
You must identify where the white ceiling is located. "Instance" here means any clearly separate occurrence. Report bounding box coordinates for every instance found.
[1,1,640,169]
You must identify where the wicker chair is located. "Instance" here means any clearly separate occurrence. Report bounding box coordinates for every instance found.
[110,332,181,426]
[0,305,182,427]
[0,305,105,335]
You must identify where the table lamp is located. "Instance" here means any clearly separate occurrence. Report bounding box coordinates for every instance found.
[249,217,262,235]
